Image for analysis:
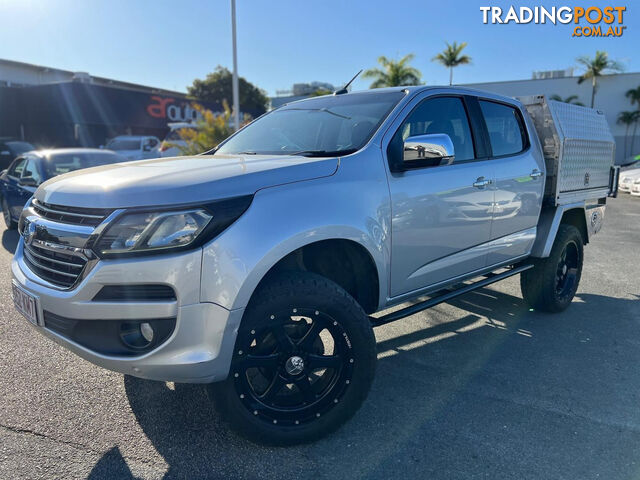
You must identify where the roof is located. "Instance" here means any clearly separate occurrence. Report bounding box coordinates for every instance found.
[30,148,117,159]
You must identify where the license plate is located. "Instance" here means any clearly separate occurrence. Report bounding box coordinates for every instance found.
[12,281,40,326]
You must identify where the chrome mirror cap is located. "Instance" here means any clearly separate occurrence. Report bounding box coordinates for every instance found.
[403,134,455,168]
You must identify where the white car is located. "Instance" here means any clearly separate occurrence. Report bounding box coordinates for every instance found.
[105,135,160,161]
[159,122,198,157]
[619,167,640,193]
[630,177,640,196]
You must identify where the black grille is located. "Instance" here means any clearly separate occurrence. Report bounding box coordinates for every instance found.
[93,285,176,302]
[32,199,111,227]
[23,243,87,288]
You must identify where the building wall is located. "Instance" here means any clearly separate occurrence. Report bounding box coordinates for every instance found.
[463,72,640,164]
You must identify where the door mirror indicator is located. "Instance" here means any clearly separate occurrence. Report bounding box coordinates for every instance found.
[402,134,455,170]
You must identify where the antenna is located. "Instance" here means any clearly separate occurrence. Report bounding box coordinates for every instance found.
[334,69,363,95]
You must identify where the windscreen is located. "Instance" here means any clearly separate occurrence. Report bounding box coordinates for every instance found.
[44,153,124,177]
[216,91,405,156]
[106,139,141,150]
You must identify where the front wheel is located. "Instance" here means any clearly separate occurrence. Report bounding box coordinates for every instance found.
[210,272,377,445]
[2,198,16,230]
[520,224,584,313]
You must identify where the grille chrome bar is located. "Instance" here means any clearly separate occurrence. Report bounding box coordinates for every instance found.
[23,245,85,268]
[32,200,105,219]
[23,250,79,278]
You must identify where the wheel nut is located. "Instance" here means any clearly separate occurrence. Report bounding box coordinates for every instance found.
[234,373,239,378]
[346,379,350,384]
[316,413,320,418]
[315,311,319,315]
[251,330,255,335]
[350,358,354,363]
[334,398,339,404]
[273,420,277,424]
[270,315,275,320]
[240,394,245,399]
[238,350,243,355]
[253,410,258,415]
[295,420,300,425]
[333,321,337,326]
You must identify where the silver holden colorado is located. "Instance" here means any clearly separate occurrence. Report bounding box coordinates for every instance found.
[10,87,618,445]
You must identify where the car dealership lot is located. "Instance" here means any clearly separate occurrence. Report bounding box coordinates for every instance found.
[0,195,638,480]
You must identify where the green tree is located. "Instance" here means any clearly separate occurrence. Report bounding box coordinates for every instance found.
[187,66,269,116]
[309,88,333,97]
[549,94,585,106]
[576,51,624,108]
[172,102,252,155]
[432,41,472,86]
[617,111,638,158]
[362,54,422,88]
[625,85,640,155]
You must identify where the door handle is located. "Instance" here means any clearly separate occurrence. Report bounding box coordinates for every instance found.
[530,169,543,178]
[473,177,492,188]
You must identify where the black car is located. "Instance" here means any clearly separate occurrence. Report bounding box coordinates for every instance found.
[0,148,125,229]
[0,138,35,170]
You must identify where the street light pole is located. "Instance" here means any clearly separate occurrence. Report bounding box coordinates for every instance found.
[231,0,240,131]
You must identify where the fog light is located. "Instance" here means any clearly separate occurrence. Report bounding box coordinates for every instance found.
[120,322,155,350]
[140,322,154,342]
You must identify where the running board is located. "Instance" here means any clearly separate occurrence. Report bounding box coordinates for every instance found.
[370,264,533,328]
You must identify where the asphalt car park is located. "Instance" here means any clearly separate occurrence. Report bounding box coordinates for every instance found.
[0,194,638,480]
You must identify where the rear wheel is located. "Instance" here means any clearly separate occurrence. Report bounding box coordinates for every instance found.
[2,198,16,230]
[520,224,584,312]
[211,272,376,445]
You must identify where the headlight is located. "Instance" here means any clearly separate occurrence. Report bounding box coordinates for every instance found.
[94,196,253,257]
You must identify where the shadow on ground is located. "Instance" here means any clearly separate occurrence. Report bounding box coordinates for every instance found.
[2,229,19,254]
[87,289,640,479]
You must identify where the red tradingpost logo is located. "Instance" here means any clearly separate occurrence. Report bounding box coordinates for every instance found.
[479,5,627,37]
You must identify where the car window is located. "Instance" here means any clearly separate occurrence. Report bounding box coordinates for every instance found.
[22,158,42,184]
[9,158,26,177]
[399,96,475,162]
[216,91,405,156]
[146,138,159,148]
[479,100,526,157]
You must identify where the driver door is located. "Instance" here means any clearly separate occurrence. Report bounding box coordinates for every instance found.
[385,94,495,298]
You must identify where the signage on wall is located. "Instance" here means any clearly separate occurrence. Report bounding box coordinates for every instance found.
[146,96,204,122]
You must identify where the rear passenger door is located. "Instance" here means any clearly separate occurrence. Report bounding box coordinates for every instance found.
[478,99,545,265]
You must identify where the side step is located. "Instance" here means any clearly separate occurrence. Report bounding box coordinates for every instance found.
[370,264,533,328]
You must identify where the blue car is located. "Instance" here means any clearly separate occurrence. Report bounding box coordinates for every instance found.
[0,148,125,229]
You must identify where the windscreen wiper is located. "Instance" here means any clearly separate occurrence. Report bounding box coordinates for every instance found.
[288,149,357,157]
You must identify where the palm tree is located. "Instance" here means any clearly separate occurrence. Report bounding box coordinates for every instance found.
[432,41,472,85]
[549,94,585,106]
[576,51,624,108]
[617,111,638,158]
[625,86,640,155]
[362,54,422,88]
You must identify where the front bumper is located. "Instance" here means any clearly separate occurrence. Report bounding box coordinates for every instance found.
[12,240,243,383]
[631,184,640,196]
[619,181,633,192]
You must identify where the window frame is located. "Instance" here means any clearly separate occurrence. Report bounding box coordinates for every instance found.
[21,157,43,185]
[385,93,490,172]
[7,156,27,179]
[476,97,530,160]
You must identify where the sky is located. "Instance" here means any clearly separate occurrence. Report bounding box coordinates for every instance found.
[0,0,637,96]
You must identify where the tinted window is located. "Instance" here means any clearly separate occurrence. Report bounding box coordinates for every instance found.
[44,153,123,177]
[9,158,26,177]
[479,100,526,157]
[217,91,406,156]
[22,158,42,184]
[400,97,475,162]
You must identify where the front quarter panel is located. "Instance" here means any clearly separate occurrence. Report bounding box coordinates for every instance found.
[199,149,391,312]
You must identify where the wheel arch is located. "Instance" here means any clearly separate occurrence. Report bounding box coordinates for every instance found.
[531,203,589,258]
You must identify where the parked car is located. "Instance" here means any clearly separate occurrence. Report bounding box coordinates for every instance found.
[0,138,35,170]
[630,177,640,196]
[104,135,160,161]
[10,89,618,445]
[159,122,197,157]
[1,148,124,229]
[619,167,640,193]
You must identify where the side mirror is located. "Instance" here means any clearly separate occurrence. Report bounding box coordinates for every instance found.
[19,176,38,187]
[402,134,455,169]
